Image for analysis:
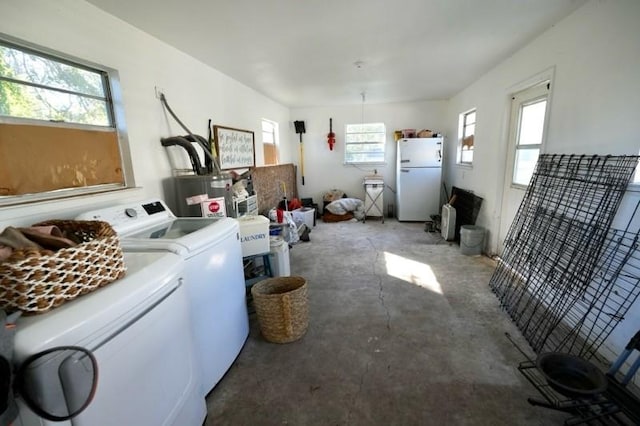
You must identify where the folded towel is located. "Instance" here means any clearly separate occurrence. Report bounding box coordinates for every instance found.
[0,245,13,262]
[30,225,64,238]
[0,227,43,250]
[19,227,76,250]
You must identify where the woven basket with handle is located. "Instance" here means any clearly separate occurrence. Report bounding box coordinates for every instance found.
[0,220,126,315]
[251,276,308,343]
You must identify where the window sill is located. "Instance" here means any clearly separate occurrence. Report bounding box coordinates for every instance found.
[0,187,143,231]
[345,162,387,166]
[510,183,528,191]
[627,182,640,193]
[0,187,141,211]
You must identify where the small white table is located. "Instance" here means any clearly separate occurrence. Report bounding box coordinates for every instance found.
[363,176,384,223]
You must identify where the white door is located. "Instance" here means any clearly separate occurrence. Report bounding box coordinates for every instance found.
[497,82,550,254]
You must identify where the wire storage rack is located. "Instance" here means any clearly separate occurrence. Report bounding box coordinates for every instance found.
[551,221,640,361]
[492,154,640,425]
[490,154,640,358]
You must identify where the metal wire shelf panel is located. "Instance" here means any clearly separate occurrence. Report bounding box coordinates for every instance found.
[490,154,639,357]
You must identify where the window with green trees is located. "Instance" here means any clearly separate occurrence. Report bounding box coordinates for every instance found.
[0,36,132,204]
[0,42,111,126]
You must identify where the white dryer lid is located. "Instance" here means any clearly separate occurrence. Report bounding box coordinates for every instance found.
[13,251,184,360]
[121,217,239,255]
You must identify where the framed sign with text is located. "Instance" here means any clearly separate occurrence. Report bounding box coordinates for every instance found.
[212,125,255,170]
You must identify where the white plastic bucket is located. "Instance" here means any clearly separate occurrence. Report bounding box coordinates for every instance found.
[460,225,484,256]
[269,236,290,277]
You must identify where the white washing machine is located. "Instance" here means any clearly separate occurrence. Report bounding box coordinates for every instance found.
[77,199,249,396]
[13,251,205,426]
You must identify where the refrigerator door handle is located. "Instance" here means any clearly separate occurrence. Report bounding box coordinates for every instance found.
[400,169,410,173]
[437,149,442,162]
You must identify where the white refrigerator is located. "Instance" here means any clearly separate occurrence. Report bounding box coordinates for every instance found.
[396,137,443,221]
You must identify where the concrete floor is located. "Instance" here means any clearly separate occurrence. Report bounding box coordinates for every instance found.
[205,219,567,425]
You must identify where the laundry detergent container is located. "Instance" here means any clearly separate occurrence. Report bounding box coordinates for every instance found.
[460,225,485,256]
[269,236,290,277]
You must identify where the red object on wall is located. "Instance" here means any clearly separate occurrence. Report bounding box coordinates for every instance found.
[327,118,336,151]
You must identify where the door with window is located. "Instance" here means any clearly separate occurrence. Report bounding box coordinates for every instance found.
[498,82,550,253]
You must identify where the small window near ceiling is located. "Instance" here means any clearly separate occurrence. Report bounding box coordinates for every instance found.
[344,122,385,164]
[262,118,278,165]
[0,36,132,205]
[511,83,549,187]
[458,109,476,165]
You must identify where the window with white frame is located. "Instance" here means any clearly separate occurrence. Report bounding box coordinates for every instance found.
[344,122,385,164]
[510,83,549,187]
[0,35,132,205]
[0,43,112,125]
[262,118,278,165]
[458,109,476,165]
[633,150,640,185]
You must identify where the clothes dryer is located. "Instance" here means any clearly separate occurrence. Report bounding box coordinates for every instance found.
[13,251,205,426]
[77,199,248,396]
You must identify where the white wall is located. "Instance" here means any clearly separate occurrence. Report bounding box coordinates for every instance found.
[441,0,640,365]
[0,0,289,228]
[443,0,640,255]
[290,100,447,211]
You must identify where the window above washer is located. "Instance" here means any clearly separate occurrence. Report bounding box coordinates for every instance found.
[0,42,112,126]
[0,34,134,205]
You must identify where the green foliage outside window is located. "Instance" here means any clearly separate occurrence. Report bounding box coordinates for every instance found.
[0,44,110,126]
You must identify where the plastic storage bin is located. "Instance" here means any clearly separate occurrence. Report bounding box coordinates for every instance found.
[292,207,315,228]
[238,215,270,257]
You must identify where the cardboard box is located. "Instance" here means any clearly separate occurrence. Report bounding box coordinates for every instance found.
[238,215,270,257]
[292,207,315,229]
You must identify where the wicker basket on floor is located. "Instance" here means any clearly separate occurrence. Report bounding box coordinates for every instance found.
[251,276,308,343]
[0,220,126,315]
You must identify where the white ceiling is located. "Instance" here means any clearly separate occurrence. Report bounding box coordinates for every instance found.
[86,0,587,108]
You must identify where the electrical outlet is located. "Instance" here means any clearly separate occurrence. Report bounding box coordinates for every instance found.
[154,86,165,99]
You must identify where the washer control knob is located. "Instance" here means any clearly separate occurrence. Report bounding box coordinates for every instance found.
[124,208,137,218]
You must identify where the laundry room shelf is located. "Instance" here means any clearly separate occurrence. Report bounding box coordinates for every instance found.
[243,252,273,288]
